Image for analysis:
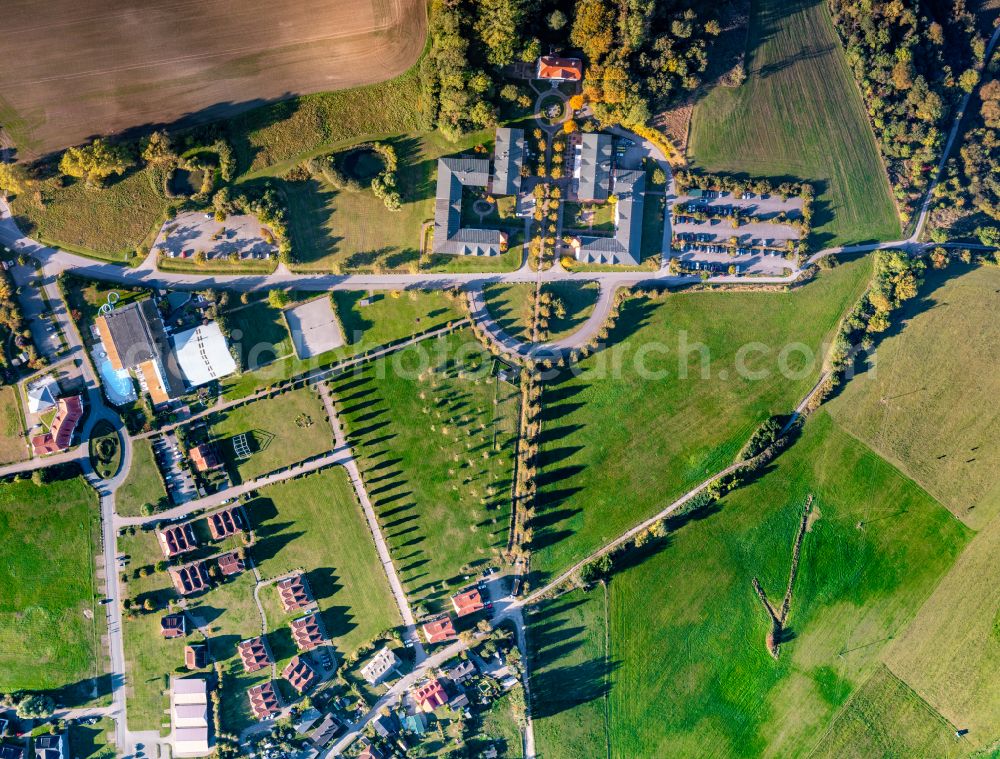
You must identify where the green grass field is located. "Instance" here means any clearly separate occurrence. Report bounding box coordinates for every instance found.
[883,512,1000,751]
[208,387,332,483]
[10,167,169,262]
[0,477,102,691]
[116,439,168,516]
[809,665,966,759]
[331,329,519,613]
[530,588,610,759]
[220,290,464,400]
[828,264,1000,529]
[68,718,117,759]
[482,283,535,342]
[604,412,969,757]
[532,257,872,582]
[474,691,524,758]
[542,282,601,341]
[688,0,899,248]
[482,282,601,344]
[0,385,27,464]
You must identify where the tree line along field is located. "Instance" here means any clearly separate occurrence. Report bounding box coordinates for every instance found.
[531,411,971,758]
[530,256,872,584]
[0,477,103,693]
[330,329,519,615]
[688,0,900,249]
[0,0,427,158]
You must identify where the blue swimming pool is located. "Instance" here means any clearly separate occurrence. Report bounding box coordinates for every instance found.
[98,358,136,406]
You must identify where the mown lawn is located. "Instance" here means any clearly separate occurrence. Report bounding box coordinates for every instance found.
[828,264,1000,528]
[0,385,27,464]
[116,438,168,517]
[68,717,117,759]
[207,387,332,483]
[10,167,169,262]
[0,477,102,691]
[482,283,535,342]
[331,330,519,614]
[542,282,600,341]
[219,289,464,400]
[532,256,872,582]
[530,587,610,759]
[604,412,968,758]
[481,282,600,344]
[688,0,900,248]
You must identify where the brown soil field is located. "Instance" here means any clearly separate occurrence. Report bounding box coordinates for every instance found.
[0,0,426,158]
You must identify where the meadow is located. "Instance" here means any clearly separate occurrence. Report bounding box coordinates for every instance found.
[116,439,168,516]
[219,289,464,399]
[330,329,519,614]
[531,257,872,582]
[828,264,1000,528]
[207,387,332,483]
[0,385,27,464]
[0,477,102,691]
[0,0,426,157]
[688,0,900,248]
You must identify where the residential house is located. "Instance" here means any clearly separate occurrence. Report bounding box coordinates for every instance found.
[190,443,221,472]
[451,586,486,617]
[372,712,400,740]
[32,734,66,759]
[290,613,327,652]
[309,713,343,747]
[216,551,245,577]
[157,522,198,559]
[536,56,583,81]
[282,656,318,694]
[445,659,476,685]
[422,615,456,644]
[169,561,211,595]
[185,643,208,669]
[411,678,448,712]
[30,395,83,456]
[237,636,273,674]
[247,681,281,721]
[277,573,313,613]
[161,613,187,639]
[360,646,400,685]
[0,745,25,759]
[207,505,246,540]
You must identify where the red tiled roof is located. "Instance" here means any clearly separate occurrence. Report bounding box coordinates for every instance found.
[185,644,207,669]
[190,443,220,472]
[451,586,485,617]
[158,523,198,558]
[247,681,281,721]
[169,561,210,595]
[217,551,245,576]
[277,574,313,612]
[412,678,448,711]
[290,613,327,652]
[282,655,318,693]
[237,637,273,674]
[422,615,456,644]
[161,613,186,639]
[207,505,246,540]
[31,395,84,455]
[537,56,583,81]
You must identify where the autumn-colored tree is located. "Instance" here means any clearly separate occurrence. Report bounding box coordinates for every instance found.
[59,138,132,186]
[571,0,614,62]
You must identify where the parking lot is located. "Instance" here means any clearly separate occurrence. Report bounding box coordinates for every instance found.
[154,431,197,504]
[153,212,277,262]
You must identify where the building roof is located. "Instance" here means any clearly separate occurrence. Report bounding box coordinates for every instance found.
[26,376,59,414]
[137,359,172,406]
[277,573,313,613]
[422,615,456,644]
[158,523,198,558]
[433,157,506,257]
[310,713,343,747]
[290,613,327,652]
[446,658,476,682]
[282,655,318,693]
[0,745,25,759]
[412,678,449,712]
[172,726,210,757]
[172,676,208,700]
[169,561,211,596]
[217,551,245,576]
[185,643,208,669]
[190,443,220,472]
[30,394,83,455]
[171,674,211,752]
[372,712,400,739]
[451,586,486,617]
[576,133,613,202]
[360,646,400,685]
[574,169,646,266]
[172,322,237,388]
[492,127,525,197]
[247,681,281,721]
[161,613,187,638]
[238,636,273,674]
[207,505,246,540]
[95,299,161,371]
[33,734,65,759]
[537,55,583,81]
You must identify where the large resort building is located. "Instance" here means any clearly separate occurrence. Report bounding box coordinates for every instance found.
[432,127,525,257]
[95,300,180,407]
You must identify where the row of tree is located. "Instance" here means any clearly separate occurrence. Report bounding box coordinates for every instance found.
[828,0,984,222]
